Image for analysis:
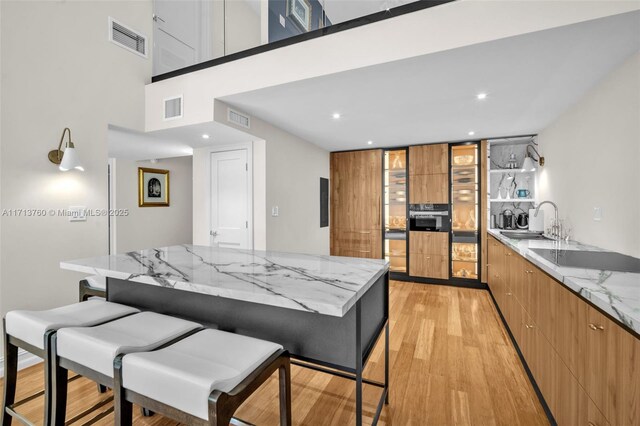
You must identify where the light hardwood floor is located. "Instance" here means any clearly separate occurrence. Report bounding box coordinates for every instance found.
[0,282,549,425]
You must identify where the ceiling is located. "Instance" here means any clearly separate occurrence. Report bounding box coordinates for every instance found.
[108,121,255,160]
[323,0,417,24]
[221,10,640,152]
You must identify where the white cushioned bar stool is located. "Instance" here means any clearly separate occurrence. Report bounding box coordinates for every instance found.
[114,329,292,426]
[1,299,139,426]
[50,311,201,425]
[79,275,106,301]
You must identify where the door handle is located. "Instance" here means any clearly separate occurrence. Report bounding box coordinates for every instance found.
[210,230,218,237]
[153,14,166,23]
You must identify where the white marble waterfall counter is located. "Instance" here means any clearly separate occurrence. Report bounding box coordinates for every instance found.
[61,245,389,317]
[488,229,639,334]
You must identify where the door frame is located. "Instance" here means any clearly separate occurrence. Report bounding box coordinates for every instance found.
[206,142,254,249]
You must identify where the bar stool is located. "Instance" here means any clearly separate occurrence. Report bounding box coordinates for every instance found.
[114,329,292,426]
[79,275,106,301]
[50,311,202,425]
[1,299,139,426]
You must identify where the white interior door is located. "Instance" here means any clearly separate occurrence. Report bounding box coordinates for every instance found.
[153,0,199,74]
[210,149,251,249]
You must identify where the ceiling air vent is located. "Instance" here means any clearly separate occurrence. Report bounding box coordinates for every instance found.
[228,108,250,129]
[108,17,147,58]
[164,96,183,120]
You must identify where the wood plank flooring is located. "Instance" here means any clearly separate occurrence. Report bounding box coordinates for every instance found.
[0,281,549,425]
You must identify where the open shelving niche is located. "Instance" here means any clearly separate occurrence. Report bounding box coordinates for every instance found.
[486,137,539,230]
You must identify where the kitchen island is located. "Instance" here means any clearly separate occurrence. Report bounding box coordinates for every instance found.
[61,244,390,426]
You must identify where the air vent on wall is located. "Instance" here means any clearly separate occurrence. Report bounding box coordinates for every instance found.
[108,17,147,58]
[228,108,250,129]
[164,96,183,120]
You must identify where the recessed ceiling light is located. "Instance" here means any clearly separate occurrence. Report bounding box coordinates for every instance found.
[202,134,210,139]
[476,93,487,100]
[468,131,475,136]
[332,113,341,119]
[367,140,373,145]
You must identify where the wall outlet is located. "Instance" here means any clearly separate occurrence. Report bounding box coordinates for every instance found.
[279,14,286,27]
[271,206,279,217]
[69,206,87,222]
[593,207,603,222]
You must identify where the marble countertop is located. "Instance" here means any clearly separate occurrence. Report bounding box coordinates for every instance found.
[488,229,639,335]
[61,245,389,317]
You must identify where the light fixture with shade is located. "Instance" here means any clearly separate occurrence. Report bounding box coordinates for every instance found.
[521,143,544,172]
[48,128,84,171]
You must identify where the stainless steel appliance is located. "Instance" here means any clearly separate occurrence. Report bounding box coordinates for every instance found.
[409,204,450,232]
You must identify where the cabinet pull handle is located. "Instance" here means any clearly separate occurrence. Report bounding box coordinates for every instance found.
[354,231,371,234]
[588,323,604,331]
[525,324,535,329]
[506,292,512,296]
[357,250,372,253]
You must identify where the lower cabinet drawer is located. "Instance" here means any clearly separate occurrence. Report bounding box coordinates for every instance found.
[331,230,382,259]
[409,254,448,279]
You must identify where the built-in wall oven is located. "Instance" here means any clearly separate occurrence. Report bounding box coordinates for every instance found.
[409,204,450,232]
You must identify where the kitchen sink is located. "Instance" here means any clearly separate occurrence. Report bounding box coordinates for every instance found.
[500,231,551,240]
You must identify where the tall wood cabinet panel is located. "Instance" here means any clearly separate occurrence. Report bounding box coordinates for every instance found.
[330,150,383,259]
[408,144,448,175]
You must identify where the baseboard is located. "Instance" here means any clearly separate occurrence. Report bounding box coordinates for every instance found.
[0,349,43,378]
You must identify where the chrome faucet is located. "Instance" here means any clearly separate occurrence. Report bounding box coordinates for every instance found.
[534,201,561,240]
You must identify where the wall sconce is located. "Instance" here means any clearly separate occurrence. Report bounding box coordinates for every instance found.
[48,128,84,171]
[521,143,544,172]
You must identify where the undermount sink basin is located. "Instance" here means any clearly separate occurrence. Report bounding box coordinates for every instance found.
[500,231,551,240]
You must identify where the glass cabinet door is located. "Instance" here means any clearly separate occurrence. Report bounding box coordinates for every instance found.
[384,149,407,273]
[451,143,479,280]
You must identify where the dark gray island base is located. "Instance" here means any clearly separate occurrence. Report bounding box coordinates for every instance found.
[106,272,389,425]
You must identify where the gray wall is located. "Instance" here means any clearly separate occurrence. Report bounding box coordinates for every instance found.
[114,157,193,253]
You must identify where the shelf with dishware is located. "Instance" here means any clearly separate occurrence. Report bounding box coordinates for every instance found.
[384,149,408,274]
[450,142,480,283]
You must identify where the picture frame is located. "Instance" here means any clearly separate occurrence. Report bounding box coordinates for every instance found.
[287,0,312,32]
[138,167,170,207]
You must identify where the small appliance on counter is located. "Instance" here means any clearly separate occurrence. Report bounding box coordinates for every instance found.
[409,204,450,232]
[499,209,516,230]
[529,208,544,232]
[517,212,529,229]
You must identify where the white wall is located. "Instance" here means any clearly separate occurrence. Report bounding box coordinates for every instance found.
[537,52,640,257]
[113,157,193,252]
[191,102,329,254]
[0,1,151,355]
[145,0,639,131]
[213,101,330,254]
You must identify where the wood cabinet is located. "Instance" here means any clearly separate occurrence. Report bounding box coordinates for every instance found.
[409,231,449,279]
[409,232,448,255]
[488,233,639,426]
[585,306,640,426]
[330,150,383,259]
[409,254,448,280]
[409,144,448,175]
[408,143,449,204]
[409,173,448,204]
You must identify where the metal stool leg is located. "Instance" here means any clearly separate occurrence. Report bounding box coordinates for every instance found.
[279,358,292,426]
[1,337,18,426]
